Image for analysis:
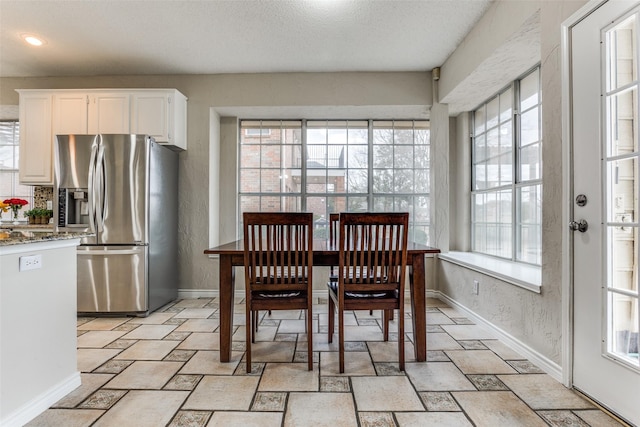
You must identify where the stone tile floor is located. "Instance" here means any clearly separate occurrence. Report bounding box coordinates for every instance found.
[26,297,629,427]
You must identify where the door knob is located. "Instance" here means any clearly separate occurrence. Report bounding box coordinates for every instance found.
[569,219,588,232]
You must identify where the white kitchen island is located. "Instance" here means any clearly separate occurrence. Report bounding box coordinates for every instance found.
[0,231,88,427]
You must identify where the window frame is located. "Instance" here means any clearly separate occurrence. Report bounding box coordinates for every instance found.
[0,120,34,217]
[471,66,542,265]
[237,119,431,244]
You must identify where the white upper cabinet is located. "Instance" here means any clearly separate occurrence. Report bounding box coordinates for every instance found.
[18,91,53,185]
[131,89,187,150]
[88,93,130,134]
[53,92,88,135]
[18,88,187,185]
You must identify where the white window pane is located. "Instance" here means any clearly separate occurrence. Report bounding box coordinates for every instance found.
[414,196,430,222]
[499,190,512,223]
[414,145,429,168]
[347,197,368,211]
[240,169,259,192]
[607,157,638,224]
[609,292,639,362]
[241,145,260,168]
[373,145,393,168]
[415,169,430,193]
[607,15,637,91]
[307,145,326,168]
[500,87,513,122]
[394,146,413,168]
[373,196,394,211]
[500,121,513,152]
[487,128,499,156]
[607,87,638,157]
[521,107,540,145]
[347,169,367,193]
[347,145,367,168]
[474,164,487,190]
[394,169,414,193]
[307,128,327,144]
[415,127,430,145]
[373,126,393,144]
[520,68,540,111]
[487,96,499,129]
[474,107,485,136]
[328,127,347,145]
[373,169,393,193]
[520,143,541,181]
[0,146,15,169]
[474,134,487,163]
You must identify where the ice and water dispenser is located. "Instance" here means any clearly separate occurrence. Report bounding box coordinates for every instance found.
[57,188,90,228]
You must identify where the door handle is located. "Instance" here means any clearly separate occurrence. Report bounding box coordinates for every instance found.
[569,219,589,232]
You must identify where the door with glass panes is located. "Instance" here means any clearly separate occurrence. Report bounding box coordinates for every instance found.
[570,1,640,425]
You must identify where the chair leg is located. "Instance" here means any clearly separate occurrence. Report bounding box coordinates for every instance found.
[328,296,335,344]
[246,306,252,373]
[338,307,345,374]
[252,311,257,343]
[307,305,313,371]
[383,309,390,341]
[253,310,258,333]
[398,307,405,371]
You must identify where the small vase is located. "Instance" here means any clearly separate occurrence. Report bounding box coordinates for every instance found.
[12,208,19,225]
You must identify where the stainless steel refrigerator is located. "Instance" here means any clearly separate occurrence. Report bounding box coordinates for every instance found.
[54,134,178,316]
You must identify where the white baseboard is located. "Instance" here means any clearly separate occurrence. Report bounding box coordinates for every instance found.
[1,371,81,427]
[428,290,564,382]
[178,289,219,299]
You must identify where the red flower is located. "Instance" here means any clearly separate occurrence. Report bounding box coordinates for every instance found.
[3,198,29,208]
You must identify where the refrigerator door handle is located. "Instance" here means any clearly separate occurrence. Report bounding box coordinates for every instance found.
[95,143,106,232]
[77,248,144,256]
[87,143,99,234]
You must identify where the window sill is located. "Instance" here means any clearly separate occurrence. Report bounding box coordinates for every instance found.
[438,251,541,294]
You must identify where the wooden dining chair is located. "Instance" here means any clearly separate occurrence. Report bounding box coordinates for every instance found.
[327,212,409,373]
[243,212,314,373]
[330,212,392,318]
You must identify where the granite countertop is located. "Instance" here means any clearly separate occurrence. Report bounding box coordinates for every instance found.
[0,230,93,246]
[0,223,54,230]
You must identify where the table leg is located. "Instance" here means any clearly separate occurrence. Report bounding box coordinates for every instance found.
[409,253,426,362]
[219,254,235,362]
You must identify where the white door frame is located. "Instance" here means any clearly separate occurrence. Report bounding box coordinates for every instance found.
[560,0,609,388]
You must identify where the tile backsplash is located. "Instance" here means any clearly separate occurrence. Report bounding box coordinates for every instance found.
[34,186,54,209]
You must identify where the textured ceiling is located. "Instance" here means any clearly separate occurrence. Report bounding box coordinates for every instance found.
[0,0,492,78]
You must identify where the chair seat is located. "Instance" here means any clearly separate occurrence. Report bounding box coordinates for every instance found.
[255,291,302,298]
[327,281,397,299]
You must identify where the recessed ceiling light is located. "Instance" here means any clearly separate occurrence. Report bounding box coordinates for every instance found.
[21,34,45,46]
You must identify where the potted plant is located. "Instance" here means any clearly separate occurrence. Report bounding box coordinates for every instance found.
[23,208,38,224]
[42,209,53,224]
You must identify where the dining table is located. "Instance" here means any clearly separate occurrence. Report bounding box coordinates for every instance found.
[204,239,440,363]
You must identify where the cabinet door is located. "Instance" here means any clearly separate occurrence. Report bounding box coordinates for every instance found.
[88,93,130,134]
[19,93,53,184]
[53,92,88,135]
[131,92,170,141]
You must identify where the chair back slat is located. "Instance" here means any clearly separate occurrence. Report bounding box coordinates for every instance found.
[338,212,409,294]
[243,212,313,292]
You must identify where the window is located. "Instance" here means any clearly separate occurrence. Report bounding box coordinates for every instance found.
[239,119,430,244]
[472,67,542,265]
[0,120,34,218]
